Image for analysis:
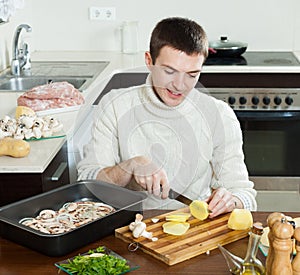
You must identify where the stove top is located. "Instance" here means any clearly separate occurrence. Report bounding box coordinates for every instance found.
[204,51,300,66]
[201,51,300,110]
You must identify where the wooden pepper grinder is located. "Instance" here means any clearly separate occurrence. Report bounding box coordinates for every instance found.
[271,220,294,275]
[292,227,300,275]
[265,212,286,275]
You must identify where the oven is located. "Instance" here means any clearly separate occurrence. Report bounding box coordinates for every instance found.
[200,51,300,211]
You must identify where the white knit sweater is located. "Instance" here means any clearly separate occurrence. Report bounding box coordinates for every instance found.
[77,75,257,210]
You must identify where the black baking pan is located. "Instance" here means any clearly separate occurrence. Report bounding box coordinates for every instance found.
[0,180,147,256]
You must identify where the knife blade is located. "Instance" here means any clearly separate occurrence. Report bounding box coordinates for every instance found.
[168,188,193,205]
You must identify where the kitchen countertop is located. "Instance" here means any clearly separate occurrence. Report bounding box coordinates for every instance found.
[1,50,300,174]
[0,52,149,173]
[0,211,288,275]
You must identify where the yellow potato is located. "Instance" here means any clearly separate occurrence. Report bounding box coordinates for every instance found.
[0,137,30,158]
[165,213,191,222]
[228,209,253,230]
[163,222,190,236]
[189,200,209,221]
[15,106,35,119]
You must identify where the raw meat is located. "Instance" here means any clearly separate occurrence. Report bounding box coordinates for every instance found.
[17,81,85,111]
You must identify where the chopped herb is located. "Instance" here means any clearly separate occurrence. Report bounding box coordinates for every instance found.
[59,246,130,275]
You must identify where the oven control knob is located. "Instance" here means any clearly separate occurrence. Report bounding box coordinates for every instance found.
[228,96,236,105]
[252,96,259,105]
[263,96,271,105]
[285,96,293,106]
[239,96,247,105]
[274,96,282,105]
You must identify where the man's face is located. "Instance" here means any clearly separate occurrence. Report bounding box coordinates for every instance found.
[145,46,205,107]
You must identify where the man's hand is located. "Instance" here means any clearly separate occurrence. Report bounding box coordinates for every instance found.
[131,156,170,199]
[96,156,170,199]
[205,187,243,218]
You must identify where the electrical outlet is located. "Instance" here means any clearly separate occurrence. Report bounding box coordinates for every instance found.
[89,7,116,21]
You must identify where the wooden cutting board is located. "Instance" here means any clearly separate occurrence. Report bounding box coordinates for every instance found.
[115,207,249,265]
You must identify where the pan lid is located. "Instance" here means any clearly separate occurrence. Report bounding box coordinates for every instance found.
[209,36,248,50]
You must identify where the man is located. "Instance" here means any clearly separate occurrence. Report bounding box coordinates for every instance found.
[77,17,257,217]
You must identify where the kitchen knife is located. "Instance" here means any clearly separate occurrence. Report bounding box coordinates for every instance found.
[168,188,193,205]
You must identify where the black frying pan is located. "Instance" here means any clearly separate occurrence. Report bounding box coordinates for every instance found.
[208,36,248,57]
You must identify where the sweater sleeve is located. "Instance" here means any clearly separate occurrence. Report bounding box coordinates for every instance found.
[209,100,257,211]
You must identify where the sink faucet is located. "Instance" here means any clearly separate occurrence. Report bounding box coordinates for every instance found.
[11,24,32,76]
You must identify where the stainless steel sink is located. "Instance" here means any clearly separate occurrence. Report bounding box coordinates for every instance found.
[0,77,87,91]
[0,61,109,92]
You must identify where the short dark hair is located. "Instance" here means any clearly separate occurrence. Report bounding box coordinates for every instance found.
[149,17,208,64]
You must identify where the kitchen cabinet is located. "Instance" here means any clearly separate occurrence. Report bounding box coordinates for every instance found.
[0,141,70,206]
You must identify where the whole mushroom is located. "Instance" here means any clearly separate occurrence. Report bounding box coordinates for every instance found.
[19,115,35,129]
[129,214,154,240]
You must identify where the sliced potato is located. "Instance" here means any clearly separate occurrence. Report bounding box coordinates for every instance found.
[163,222,190,236]
[228,209,253,230]
[293,217,300,228]
[165,213,191,222]
[260,226,270,247]
[189,200,209,221]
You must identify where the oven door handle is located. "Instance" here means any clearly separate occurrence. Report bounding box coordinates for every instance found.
[235,111,300,121]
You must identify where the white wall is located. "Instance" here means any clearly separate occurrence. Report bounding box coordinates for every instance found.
[1,0,300,69]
